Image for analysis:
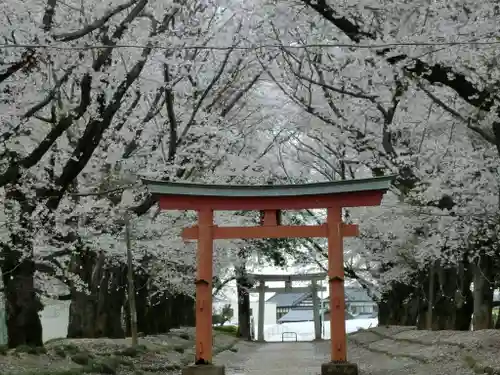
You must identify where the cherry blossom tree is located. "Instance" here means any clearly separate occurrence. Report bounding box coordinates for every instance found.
[0,0,287,344]
[248,0,500,329]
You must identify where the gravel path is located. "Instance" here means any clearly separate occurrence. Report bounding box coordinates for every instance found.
[213,326,500,375]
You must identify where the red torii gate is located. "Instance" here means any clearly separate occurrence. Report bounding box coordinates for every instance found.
[143,176,394,375]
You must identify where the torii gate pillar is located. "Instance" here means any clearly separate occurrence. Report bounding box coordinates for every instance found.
[143,176,394,375]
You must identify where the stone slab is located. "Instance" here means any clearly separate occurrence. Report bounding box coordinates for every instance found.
[321,362,359,375]
[181,364,225,375]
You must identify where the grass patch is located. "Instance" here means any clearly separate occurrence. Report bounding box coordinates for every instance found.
[462,355,498,375]
[173,346,185,353]
[44,337,66,345]
[17,371,84,375]
[52,343,80,356]
[116,345,148,357]
[15,345,47,355]
[141,363,181,372]
[71,351,92,366]
[83,356,121,374]
[213,325,238,337]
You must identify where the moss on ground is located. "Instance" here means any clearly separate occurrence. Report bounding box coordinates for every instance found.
[6,329,242,375]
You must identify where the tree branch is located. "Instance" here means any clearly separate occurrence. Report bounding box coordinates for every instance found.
[53,0,140,42]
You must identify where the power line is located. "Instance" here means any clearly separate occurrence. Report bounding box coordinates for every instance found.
[1,39,500,52]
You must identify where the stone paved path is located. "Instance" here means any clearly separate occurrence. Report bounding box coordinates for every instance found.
[227,342,329,375]
[212,327,500,375]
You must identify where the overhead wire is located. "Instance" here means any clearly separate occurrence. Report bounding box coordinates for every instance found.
[1,39,500,52]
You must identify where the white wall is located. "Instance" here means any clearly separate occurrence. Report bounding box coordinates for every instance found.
[40,299,70,342]
[347,302,377,316]
[250,301,276,338]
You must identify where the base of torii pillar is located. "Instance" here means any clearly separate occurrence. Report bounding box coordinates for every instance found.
[321,362,358,375]
[181,364,225,375]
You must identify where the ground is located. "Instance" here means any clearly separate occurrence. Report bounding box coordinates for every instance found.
[1,326,500,375]
[0,328,239,375]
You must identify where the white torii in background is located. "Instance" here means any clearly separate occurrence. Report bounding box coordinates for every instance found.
[248,272,327,341]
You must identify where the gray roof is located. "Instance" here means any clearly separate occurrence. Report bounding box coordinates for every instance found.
[266,292,308,307]
[344,287,374,302]
[142,176,395,197]
[319,287,375,303]
[278,309,314,322]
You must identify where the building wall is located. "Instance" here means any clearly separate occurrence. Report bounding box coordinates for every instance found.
[250,301,276,338]
[40,299,70,342]
[276,306,290,320]
[347,301,377,316]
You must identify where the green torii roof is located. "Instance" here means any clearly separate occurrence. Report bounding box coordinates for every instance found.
[142,175,395,197]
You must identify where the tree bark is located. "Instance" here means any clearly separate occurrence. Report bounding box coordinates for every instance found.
[236,279,251,340]
[133,272,149,335]
[432,263,463,330]
[2,256,43,347]
[426,262,436,329]
[453,259,473,330]
[472,255,494,330]
[2,189,43,348]
[378,281,420,326]
[235,262,253,340]
[67,250,126,338]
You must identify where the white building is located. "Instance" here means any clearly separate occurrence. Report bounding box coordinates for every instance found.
[250,301,276,338]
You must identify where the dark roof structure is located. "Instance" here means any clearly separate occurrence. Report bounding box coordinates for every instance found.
[142,176,396,197]
[278,309,314,322]
[317,287,375,303]
[266,292,309,307]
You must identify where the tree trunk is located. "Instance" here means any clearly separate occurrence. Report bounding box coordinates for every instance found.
[177,294,195,326]
[2,189,43,347]
[472,255,494,330]
[235,264,253,340]
[94,263,127,338]
[426,262,436,329]
[454,259,473,330]
[235,251,252,340]
[144,291,173,334]
[378,281,420,326]
[236,279,251,340]
[67,292,96,338]
[131,271,149,335]
[2,256,43,347]
[433,264,462,330]
[67,251,126,338]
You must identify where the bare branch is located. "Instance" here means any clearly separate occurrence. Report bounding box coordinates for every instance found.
[164,63,178,161]
[53,0,140,42]
[418,82,496,144]
[177,38,239,145]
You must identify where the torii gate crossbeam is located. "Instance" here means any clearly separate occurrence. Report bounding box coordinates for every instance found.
[143,176,395,375]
